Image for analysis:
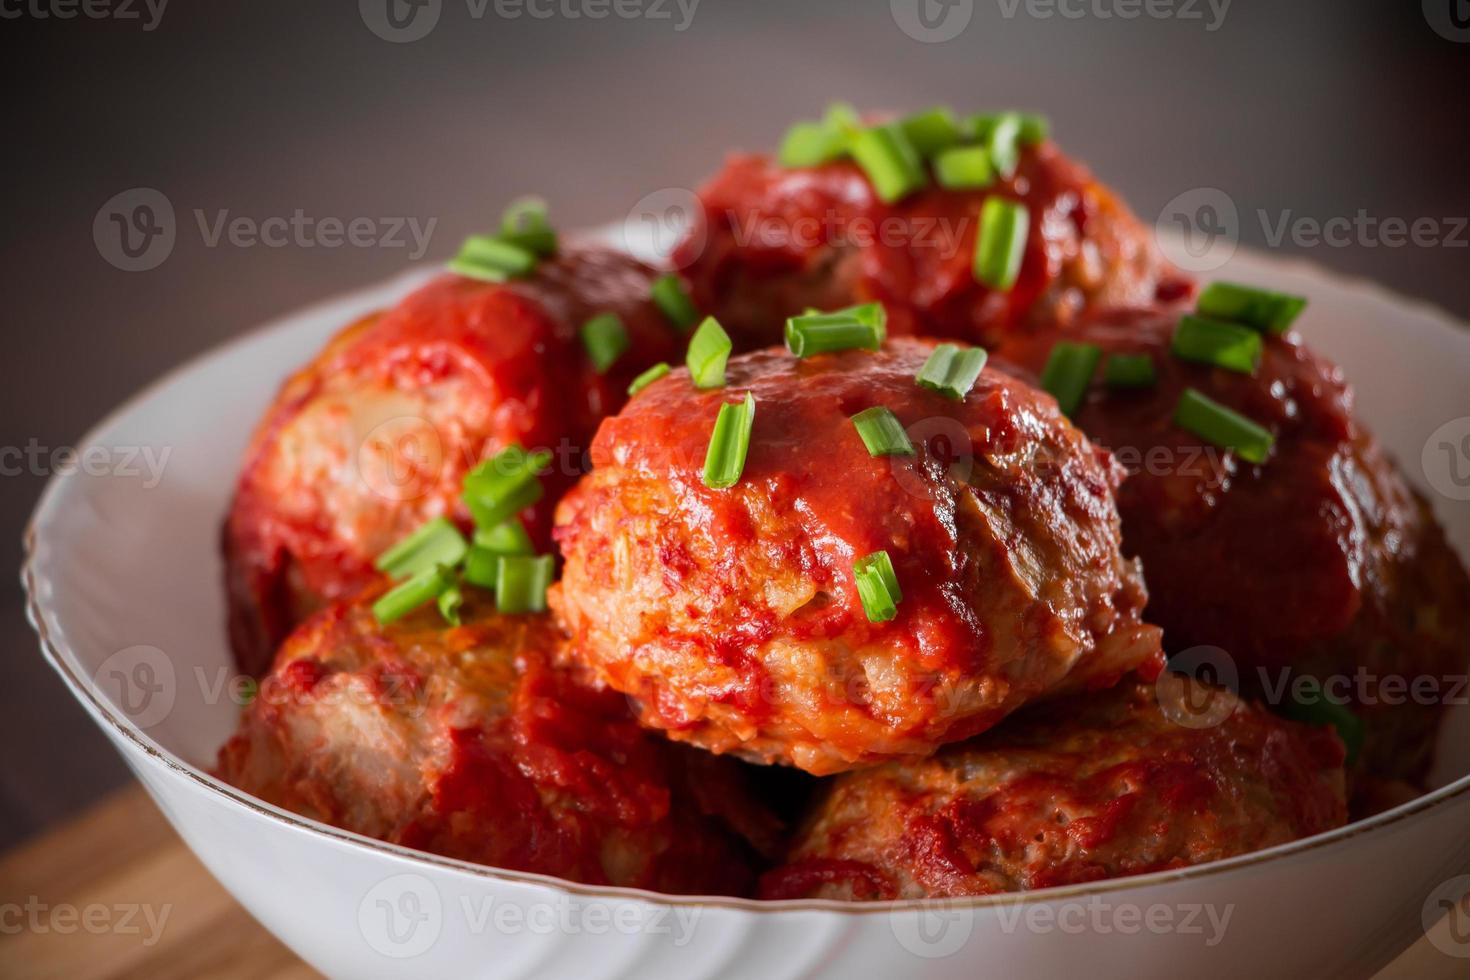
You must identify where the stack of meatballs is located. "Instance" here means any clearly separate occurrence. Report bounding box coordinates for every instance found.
[218,106,1470,900]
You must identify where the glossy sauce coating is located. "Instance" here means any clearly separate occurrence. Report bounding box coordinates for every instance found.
[217,591,777,894]
[675,142,1189,350]
[224,245,682,676]
[552,338,1163,774]
[761,679,1347,899]
[995,310,1470,788]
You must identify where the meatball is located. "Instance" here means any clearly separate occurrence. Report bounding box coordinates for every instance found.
[551,337,1164,775]
[217,590,778,895]
[760,678,1347,900]
[224,245,682,676]
[674,135,1188,350]
[994,309,1470,789]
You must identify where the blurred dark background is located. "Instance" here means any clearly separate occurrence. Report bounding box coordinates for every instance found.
[2,0,1468,846]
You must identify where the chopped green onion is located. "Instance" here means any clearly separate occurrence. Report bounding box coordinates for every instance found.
[985,112,1024,180]
[974,197,1029,291]
[779,120,848,168]
[702,392,756,490]
[933,146,994,190]
[687,316,733,389]
[785,303,887,357]
[475,520,533,554]
[495,554,554,614]
[823,102,863,136]
[373,564,455,625]
[898,107,962,157]
[1196,281,1308,335]
[854,550,902,623]
[1171,314,1263,375]
[462,445,551,531]
[374,517,468,581]
[1174,388,1274,464]
[1103,353,1158,389]
[581,313,629,374]
[1017,113,1049,145]
[498,196,557,257]
[463,547,501,588]
[1040,341,1103,417]
[651,273,700,331]
[627,362,671,396]
[437,583,464,626]
[850,124,927,204]
[448,234,537,283]
[1279,676,1365,767]
[916,343,988,400]
[850,406,914,457]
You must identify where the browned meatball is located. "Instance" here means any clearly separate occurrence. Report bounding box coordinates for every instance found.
[761,679,1347,900]
[674,133,1189,350]
[551,337,1163,775]
[995,309,1470,790]
[217,590,777,895]
[224,245,682,677]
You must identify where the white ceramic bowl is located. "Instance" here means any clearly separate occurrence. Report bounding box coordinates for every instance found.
[23,243,1470,980]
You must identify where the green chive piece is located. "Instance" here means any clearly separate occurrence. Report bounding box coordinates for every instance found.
[687,316,733,389]
[475,520,534,554]
[823,102,863,136]
[581,313,629,374]
[373,564,455,625]
[916,343,988,400]
[1171,314,1263,375]
[462,445,552,531]
[1103,353,1158,389]
[785,303,887,357]
[374,517,468,581]
[498,196,557,257]
[448,234,538,283]
[1040,341,1103,417]
[1278,676,1365,767]
[779,120,849,168]
[854,550,902,623]
[495,554,554,615]
[702,392,756,490]
[933,145,994,190]
[651,273,700,331]
[1174,388,1275,464]
[463,547,501,588]
[850,124,927,204]
[974,197,1029,291]
[1017,112,1050,145]
[985,112,1024,180]
[1196,281,1308,335]
[898,107,962,158]
[437,583,464,626]
[627,362,671,396]
[851,406,914,457]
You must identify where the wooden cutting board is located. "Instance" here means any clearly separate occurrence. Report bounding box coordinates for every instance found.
[0,783,1461,979]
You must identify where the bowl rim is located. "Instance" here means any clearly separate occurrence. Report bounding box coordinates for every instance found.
[22,248,1470,915]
